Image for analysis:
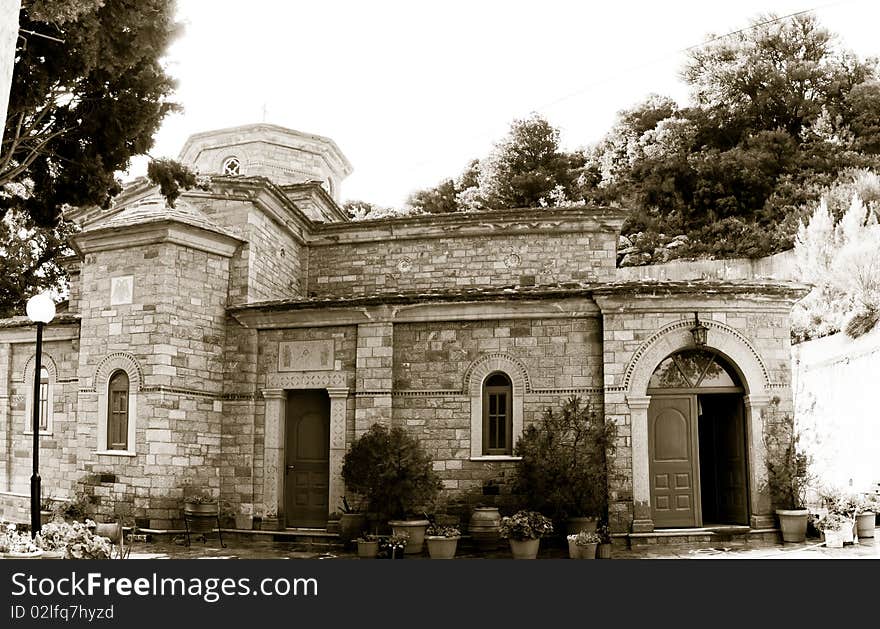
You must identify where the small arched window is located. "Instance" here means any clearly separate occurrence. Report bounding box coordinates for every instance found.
[222,156,241,176]
[107,370,130,451]
[482,372,512,455]
[38,367,49,431]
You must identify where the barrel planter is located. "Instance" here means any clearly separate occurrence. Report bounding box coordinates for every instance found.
[469,507,502,551]
[185,502,219,533]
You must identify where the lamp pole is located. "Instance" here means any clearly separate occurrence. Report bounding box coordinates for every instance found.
[30,320,43,537]
[26,292,55,538]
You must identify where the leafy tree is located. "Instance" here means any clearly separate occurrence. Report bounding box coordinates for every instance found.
[0,1,182,315]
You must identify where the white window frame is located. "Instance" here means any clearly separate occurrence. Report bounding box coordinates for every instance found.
[467,355,527,461]
[23,357,56,436]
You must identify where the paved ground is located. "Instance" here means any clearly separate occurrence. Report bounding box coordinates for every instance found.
[125,531,879,560]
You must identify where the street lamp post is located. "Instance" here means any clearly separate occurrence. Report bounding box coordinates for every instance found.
[26,292,55,537]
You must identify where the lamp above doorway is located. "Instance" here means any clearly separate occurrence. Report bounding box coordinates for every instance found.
[690,312,708,347]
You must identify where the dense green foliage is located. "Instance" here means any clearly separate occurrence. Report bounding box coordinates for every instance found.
[341,424,441,521]
[0,1,182,316]
[513,397,616,523]
[403,14,880,264]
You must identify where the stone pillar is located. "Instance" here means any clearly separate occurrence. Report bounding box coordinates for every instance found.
[744,393,773,529]
[261,388,286,519]
[354,322,393,435]
[627,395,654,532]
[327,387,349,514]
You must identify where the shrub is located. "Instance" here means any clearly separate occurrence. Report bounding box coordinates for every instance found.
[341,424,441,521]
[762,398,813,510]
[499,510,554,540]
[513,396,617,522]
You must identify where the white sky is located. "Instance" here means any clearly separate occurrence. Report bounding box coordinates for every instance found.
[128,0,880,207]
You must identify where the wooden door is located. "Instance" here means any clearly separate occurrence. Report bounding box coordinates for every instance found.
[285,391,330,528]
[702,394,749,525]
[648,396,699,527]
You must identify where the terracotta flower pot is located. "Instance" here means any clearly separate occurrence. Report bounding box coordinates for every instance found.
[357,540,379,558]
[388,519,430,554]
[856,512,875,539]
[776,509,809,543]
[508,538,541,559]
[597,542,612,559]
[426,536,459,559]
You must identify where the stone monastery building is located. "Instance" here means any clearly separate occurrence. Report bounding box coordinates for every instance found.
[0,124,808,540]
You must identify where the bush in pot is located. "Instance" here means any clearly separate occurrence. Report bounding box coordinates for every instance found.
[762,399,813,542]
[499,510,554,559]
[512,396,617,535]
[341,424,441,554]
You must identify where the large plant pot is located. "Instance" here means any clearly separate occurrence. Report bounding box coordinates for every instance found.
[508,538,541,559]
[856,512,875,538]
[566,517,598,535]
[776,509,809,543]
[426,536,459,559]
[339,513,366,545]
[469,507,502,551]
[573,542,598,559]
[388,519,430,554]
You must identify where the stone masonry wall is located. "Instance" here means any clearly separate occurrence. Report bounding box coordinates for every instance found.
[308,231,617,298]
[391,317,605,514]
[2,337,79,499]
[71,241,232,527]
[188,197,306,303]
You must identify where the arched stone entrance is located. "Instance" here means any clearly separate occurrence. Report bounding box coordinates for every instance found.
[624,319,773,531]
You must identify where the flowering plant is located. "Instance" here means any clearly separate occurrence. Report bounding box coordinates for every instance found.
[64,520,112,559]
[499,510,554,540]
[425,524,460,538]
[816,512,852,532]
[567,531,601,546]
[35,521,71,552]
[596,522,612,544]
[0,522,40,554]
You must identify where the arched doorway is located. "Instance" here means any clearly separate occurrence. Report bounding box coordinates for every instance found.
[647,349,749,528]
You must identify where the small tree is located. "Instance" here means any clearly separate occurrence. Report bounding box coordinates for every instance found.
[513,396,617,523]
[341,424,441,523]
[762,398,813,510]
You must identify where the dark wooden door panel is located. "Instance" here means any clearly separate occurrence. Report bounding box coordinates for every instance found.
[649,396,698,527]
[285,390,330,528]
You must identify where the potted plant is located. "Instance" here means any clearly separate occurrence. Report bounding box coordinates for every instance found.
[355,534,380,559]
[567,530,600,559]
[513,396,617,535]
[234,506,254,531]
[425,524,461,559]
[499,510,554,559]
[261,508,280,531]
[816,513,852,548]
[0,523,43,558]
[182,491,219,533]
[380,534,408,559]
[596,522,613,559]
[341,424,441,554]
[858,497,879,539]
[762,400,813,543]
[338,496,366,546]
[35,521,70,558]
[63,520,112,559]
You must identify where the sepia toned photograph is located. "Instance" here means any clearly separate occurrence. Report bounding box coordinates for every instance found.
[1,0,878,575]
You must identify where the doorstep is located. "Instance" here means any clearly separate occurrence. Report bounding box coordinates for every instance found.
[626,526,780,548]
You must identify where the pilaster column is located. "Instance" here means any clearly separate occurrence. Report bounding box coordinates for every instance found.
[744,393,773,528]
[261,388,286,519]
[354,322,393,436]
[327,387,349,514]
[627,395,654,532]
[0,343,11,492]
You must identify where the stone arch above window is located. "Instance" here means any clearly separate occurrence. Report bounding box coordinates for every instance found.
[22,353,58,436]
[94,353,141,456]
[465,354,528,460]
